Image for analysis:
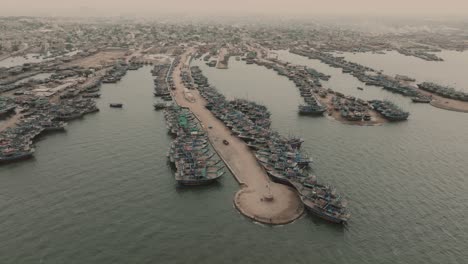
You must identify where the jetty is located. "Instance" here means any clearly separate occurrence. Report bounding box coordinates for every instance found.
[171,49,304,225]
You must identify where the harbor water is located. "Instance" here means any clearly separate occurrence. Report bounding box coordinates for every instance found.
[1,53,467,263]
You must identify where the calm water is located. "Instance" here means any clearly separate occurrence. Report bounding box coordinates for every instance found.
[1,56,467,264]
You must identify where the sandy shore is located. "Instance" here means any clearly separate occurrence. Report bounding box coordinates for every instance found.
[172,49,304,225]
[422,92,468,113]
[409,85,468,113]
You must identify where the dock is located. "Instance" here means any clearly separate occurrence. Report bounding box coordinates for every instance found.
[171,49,304,225]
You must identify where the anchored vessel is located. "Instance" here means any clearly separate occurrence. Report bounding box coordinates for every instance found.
[289,177,350,224]
[370,100,409,121]
[164,105,224,186]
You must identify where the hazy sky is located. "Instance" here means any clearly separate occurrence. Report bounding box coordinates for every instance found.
[2,0,468,17]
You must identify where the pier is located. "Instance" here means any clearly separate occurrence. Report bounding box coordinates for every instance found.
[171,49,304,224]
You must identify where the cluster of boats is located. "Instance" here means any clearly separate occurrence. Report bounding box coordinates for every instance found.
[50,98,99,121]
[411,95,432,103]
[0,75,49,94]
[164,105,224,185]
[201,51,219,67]
[190,66,350,224]
[247,52,412,124]
[0,97,16,118]
[128,62,143,71]
[396,48,443,61]
[180,69,195,90]
[0,112,66,164]
[0,72,106,164]
[79,77,103,98]
[153,62,176,110]
[417,82,468,102]
[102,62,129,83]
[331,95,372,121]
[190,66,208,89]
[228,99,272,129]
[152,64,171,97]
[290,48,425,98]
[369,100,410,121]
[206,60,217,67]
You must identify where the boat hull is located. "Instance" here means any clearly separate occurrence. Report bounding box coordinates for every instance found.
[268,173,293,187]
[176,178,219,186]
[303,203,347,224]
[0,152,34,164]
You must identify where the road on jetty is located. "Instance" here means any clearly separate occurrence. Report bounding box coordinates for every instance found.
[171,49,304,225]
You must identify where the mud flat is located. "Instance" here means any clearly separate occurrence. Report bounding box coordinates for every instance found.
[172,49,304,225]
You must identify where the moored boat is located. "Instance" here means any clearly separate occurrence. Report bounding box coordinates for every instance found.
[0,148,35,164]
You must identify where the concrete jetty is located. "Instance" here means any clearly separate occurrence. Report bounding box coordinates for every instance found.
[171,49,304,225]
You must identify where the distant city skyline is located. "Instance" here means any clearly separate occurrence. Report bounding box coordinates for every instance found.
[2,0,468,17]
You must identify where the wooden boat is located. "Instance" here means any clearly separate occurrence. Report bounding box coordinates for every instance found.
[110,103,123,108]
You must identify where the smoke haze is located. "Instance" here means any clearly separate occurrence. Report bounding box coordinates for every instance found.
[2,0,468,17]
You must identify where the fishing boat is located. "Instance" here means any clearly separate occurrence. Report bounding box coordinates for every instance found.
[301,196,350,224]
[0,148,35,164]
[175,166,225,186]
[110,103,123,108]
[154,103,168,110]
[298,104,326,116]
[40,121,67,132]
[411,96,431,103]
[370,100,409,121]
